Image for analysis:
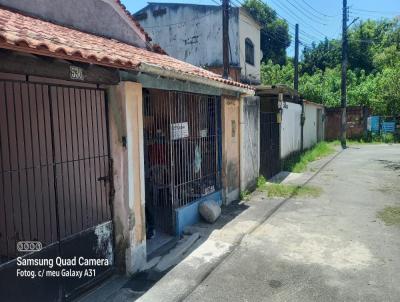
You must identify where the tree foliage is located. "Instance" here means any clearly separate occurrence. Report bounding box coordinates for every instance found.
[242,0,291,65]
[260,18,400,116]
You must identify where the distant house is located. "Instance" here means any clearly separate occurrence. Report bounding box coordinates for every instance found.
[135,3,262,84]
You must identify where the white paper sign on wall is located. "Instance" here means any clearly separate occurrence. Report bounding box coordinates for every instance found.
[171,122,189,140]
[200,129,208,137]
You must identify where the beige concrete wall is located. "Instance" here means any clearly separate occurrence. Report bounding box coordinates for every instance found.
[108,81,146,275]
[222,95,241,204]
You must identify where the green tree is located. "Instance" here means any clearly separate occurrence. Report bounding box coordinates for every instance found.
[242,0,291,65]
[261,18,400,116]
[301,38,341,75]
[374,63,400,115]
[260,59,293,86]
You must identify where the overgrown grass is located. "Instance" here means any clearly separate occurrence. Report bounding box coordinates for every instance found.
[240,190,251,201]
[256,176,322,198]
[283,142,336,173]
[377,206,400,226]
[345,133,399,144]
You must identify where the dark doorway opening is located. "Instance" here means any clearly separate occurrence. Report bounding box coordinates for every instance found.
[259,98,281,179]
[142,89,221,255]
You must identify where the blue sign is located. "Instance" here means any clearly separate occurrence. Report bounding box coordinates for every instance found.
[382,122,396,133]
[369,116,380,133]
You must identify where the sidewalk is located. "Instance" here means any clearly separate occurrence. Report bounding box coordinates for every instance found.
[138,150,342,302]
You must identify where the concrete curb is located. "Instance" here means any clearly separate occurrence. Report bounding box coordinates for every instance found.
[137,149,343,302]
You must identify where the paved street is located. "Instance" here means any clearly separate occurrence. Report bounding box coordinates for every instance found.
[183,145,400,302]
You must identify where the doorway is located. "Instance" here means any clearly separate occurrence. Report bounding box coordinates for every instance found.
[142,89,221,254]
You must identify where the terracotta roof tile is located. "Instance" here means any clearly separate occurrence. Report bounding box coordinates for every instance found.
[0,7,252,90]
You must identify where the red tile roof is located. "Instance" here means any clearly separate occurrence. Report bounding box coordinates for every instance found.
[0,7,252,91]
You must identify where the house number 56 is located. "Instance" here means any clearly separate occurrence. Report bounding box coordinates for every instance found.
[70,66,84,81]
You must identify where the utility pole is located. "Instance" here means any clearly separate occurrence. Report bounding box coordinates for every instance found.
[294,24,304,151]
[341,0,348,149]
[294,23,299,92]
[222,0,230,79]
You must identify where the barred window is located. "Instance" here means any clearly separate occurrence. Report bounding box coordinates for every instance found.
[245,38,255,65]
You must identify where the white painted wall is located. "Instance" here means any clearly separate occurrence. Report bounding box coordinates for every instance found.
[304,102,325,149]
[238,9,261,84]
[240,96,260,191]
[280,102,302,159]
[136,5,261,84]
[137,4,240,67]
[303,103,318,149]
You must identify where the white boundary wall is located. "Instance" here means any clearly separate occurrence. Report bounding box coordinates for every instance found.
[304,102,325,149]
[303,103,318,149]
[280,102,302,159]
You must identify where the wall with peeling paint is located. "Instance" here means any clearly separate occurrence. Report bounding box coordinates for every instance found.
[108,81,147,275]
[240,96,260,191]
[238,9,261,84]
[222,95,240,204]
[135,4,245,70]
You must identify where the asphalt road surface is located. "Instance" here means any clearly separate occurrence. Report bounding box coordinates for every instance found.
[185,145,400,302]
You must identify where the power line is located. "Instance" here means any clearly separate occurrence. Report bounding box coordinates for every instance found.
[231,0,243,6]
[301,0,340,18]
[229,0,240,8]
[285,0,328,25]
[240,15,292,44]
[299,29,323,41]
[348,11,399,21]
[292,0,334,23]
[299,41,313,48]
[254,0,325,43]
[268,0,327,38]
[351,8,400,15]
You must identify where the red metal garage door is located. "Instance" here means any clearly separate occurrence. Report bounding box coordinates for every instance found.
[0,78,114,301]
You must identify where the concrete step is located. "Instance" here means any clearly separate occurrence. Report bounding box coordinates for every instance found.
[155,233,201,272]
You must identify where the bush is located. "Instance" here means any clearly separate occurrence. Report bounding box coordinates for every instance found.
[382,133,395,143]
[364,132,396,143]
[257,176,267,188]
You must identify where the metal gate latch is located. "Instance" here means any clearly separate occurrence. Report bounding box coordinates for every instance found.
[97,175,110,182]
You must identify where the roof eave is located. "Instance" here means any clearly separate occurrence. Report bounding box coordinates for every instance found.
[139,63,255,95]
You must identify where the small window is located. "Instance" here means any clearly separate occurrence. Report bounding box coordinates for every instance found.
[135,12,148,21]
[245,38,255,65]
[153,8,167,17]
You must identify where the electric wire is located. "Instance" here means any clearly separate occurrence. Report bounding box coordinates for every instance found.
[285,0,328,25]
[301,0,340,18]
[267,0,327,38]
[351,8,400,15]
[253,0,326,44]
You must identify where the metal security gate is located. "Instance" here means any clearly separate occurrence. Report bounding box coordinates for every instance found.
[260,112,281,179]
[0,78,113,301]
[143,89,221,235]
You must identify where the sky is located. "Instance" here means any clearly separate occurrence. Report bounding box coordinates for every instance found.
[122,0,400,57]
